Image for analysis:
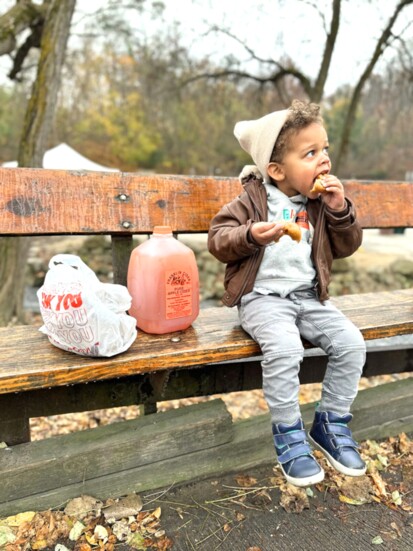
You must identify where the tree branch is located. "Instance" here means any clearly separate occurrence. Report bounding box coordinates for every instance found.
[0,0,48,78]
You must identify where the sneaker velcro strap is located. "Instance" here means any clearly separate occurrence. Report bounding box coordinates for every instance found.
[273,429,307,447]
[332,435,359,449]
[325,423,352,437]
[277,443,313,464]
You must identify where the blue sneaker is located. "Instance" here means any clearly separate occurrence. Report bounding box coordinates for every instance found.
[272,419,324,487]
[309,411,366,476]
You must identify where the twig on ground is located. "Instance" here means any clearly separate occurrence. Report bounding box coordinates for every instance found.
[205,485,276,505]
[143,482,176,505]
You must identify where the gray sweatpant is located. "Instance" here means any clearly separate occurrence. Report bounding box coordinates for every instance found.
[238,290,366,425]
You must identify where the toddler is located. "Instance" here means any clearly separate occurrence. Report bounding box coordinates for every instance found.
[208,100,366,487]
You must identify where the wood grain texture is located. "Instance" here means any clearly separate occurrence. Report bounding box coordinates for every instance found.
[1,168,412,235]
[0,399,232,502]
[2,379,413,517]
[1,289,412,395]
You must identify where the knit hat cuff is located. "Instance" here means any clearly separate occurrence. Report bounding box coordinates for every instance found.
[234,109,289,182]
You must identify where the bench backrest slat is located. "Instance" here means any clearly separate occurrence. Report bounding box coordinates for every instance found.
[1,168,413,235]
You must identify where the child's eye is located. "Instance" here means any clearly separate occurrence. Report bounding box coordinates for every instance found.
[323,146,330,155]
[306,150,315,158]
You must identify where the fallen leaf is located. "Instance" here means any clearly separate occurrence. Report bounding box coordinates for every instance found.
[339,495,367,506]
[1,511,36,527]
[152,506,161,519]
[0,525,17,546]
[369,470,387,497]
[69,520,85,541]
[85,531,99,546]
[127,530,147,550]
[31,538,48,549]
[390,521,402,537]
[339,476,373,503]
[371,535,384,544]
[103,494,143,520]
[64,496,103,520]
[376,454,388,469]
[398,432,411,454]
[246,547,262,551]
[391,490,402,506]
[223,523,231,532]
[235,474,258,487]
[279,484,310,513]
[111,520,131,542]
[94,524,108,542]
[365,440,381,455]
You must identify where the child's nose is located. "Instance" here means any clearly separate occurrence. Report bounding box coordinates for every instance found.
[320,151,330,167]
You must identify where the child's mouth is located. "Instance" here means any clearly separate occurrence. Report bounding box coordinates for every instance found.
[313,170,329,184]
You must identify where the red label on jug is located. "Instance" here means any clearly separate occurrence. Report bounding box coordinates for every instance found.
[165,270,192,319]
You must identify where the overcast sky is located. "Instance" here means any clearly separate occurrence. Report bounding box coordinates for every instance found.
[72,0,413,94]
[1,0,413,94]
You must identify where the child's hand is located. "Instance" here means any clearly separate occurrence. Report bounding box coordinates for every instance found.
[250,221,285,245]
[319,174,346,211]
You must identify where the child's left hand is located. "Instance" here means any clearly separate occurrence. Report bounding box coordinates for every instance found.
[318,174,346,211]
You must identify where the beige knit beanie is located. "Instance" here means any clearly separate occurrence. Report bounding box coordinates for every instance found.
[234,109,289,182]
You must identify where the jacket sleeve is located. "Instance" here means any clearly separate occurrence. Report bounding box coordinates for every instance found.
[208,196,261,264]
[324,197,363,258]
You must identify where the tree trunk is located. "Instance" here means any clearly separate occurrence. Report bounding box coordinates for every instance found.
[0,0,77,326]
[312,0,341,103]
[18,0,77,167]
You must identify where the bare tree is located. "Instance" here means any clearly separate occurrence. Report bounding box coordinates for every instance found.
[0,0,76,325]
[335,0,413,172]
[185,0,413,174]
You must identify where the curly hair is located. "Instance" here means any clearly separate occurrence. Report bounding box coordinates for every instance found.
[270,100,324,164]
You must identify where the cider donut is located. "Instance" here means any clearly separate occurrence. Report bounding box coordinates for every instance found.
[283,221,301,242]
[311,174,327,194]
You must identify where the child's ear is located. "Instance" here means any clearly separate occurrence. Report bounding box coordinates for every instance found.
[267,162,285,182]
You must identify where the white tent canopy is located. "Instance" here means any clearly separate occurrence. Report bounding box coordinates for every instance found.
[2,143,118,172]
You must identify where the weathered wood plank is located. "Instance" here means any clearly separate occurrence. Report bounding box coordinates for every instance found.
[1,347,412,446]
[344,181,413,228]
[0,399,232,503]
[0,169,239,235]
[0,289,412,395]
[2,378,412,517]
[111,234,133,286]
[1,168,412,235]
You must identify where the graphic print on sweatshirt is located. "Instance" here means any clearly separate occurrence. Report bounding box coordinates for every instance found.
[253,184,316,297]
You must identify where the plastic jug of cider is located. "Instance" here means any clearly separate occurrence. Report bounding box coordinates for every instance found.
[127,226,200,334]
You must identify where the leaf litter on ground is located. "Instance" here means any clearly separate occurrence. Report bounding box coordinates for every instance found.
[2,372,413,549]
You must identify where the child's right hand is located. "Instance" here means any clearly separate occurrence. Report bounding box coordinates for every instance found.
[250,221,285,245]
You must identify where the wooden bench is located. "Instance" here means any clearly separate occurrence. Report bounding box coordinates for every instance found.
[0,167,413,514]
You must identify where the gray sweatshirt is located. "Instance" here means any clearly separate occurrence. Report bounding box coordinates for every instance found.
[253,183,316,297]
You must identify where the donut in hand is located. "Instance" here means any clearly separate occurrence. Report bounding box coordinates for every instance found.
[282,222,301,242]
[311,174,327,194]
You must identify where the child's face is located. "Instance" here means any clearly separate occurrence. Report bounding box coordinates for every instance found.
[268,122,331,198]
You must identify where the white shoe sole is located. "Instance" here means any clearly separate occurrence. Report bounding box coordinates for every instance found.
[309,434,366,477]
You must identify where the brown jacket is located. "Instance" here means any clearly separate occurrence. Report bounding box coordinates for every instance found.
[208,176,362,307]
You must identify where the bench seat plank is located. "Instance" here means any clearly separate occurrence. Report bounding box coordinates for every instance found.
[1,289,412,395]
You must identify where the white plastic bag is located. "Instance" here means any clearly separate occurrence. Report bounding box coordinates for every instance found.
[37,254,137,357]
